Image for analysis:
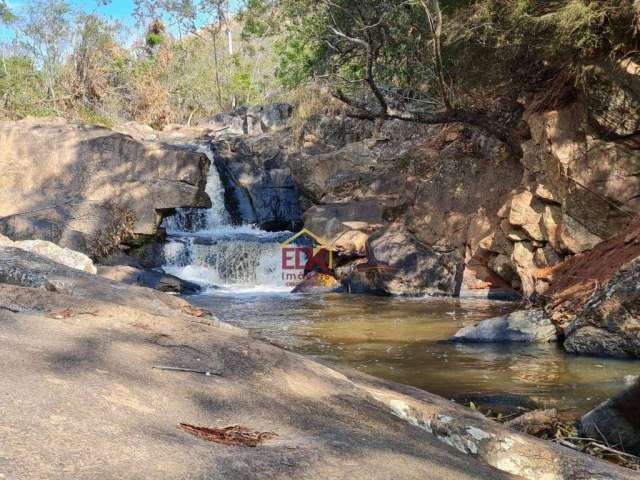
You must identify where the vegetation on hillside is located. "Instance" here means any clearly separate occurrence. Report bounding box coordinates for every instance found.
[0,0,638,138]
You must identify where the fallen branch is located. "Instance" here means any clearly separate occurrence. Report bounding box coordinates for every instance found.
[178,423,277,447]
[553,437,640,463]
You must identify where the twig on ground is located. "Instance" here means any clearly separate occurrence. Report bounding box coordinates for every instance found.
[152,365,222,376]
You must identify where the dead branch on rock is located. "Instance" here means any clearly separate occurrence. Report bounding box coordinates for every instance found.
[178,424,277,447]
[553,437,640,470]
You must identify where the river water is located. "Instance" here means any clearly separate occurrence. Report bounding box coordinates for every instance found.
[190,292,637,416]
[161,144,638,417]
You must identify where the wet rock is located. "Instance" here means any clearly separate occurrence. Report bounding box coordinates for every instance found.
[580,379,640,456]
[336,260,390,295]
[452,309,557,343]
[97,265,201,295]
[564,257,640,358]
[214,136,304,231]
[367,223,464,296]
[291,272,341,294]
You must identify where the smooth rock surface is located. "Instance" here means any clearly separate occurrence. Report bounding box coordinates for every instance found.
[452,309,557,343]
[97,265,201,294]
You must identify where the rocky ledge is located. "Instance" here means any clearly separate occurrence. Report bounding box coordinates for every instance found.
[0,119,211,257]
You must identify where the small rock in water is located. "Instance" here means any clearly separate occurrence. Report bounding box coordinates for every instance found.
[451,309,557,343]
[624,374,639,386]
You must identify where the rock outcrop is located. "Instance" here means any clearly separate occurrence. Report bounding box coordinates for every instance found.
[0,246,195,315]
[198,103,293,136]
[213,134,304,231]
[96,265,201,295]
[542,220,640,358]
[0,119,211,258]
[563,257,640,358]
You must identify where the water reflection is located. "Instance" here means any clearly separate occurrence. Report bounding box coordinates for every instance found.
[193,293,639,415]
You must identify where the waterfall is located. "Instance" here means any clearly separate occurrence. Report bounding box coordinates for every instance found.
[162,146,230,233]
[161,145,292,293]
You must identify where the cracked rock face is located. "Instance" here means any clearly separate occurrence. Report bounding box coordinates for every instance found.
[564,257,640,358]
[0,119,211,256]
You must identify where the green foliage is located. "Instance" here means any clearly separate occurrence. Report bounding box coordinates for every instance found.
[0,55,54,118]
[0,0,15,24]
[146,32,163,47]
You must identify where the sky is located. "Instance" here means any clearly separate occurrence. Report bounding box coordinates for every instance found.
[1,0,242,42]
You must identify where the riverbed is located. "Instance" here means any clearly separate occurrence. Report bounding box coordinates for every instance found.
[192,292,637,417]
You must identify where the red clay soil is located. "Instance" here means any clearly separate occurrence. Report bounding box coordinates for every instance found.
[538,217,640,329]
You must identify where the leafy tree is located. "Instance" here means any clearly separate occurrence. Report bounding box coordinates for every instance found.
[243,0,640,155]
[0,54,53,118]
[15,0,74,102]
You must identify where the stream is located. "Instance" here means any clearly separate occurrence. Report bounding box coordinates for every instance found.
[160,144,637,418]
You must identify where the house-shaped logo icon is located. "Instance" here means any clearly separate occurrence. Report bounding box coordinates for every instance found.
[280,228,335,272]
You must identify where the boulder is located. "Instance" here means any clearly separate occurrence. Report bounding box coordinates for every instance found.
[13,240,97,274]
[303,201,384,243]
[564,257,640,358]
[331,230,369,256]
[0,235,96,274]
[198,103,292,135]
[367,223,464,296]
[580,379,640,456]
[508,191,546,242]
[0,119,210,256]
[452,309,557,343]
[559,214,602,254]
[336,260,390,295]
[97,265,201,295]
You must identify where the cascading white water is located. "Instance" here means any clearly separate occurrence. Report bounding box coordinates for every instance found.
[161,145,291,293]
[163,146,231,234]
